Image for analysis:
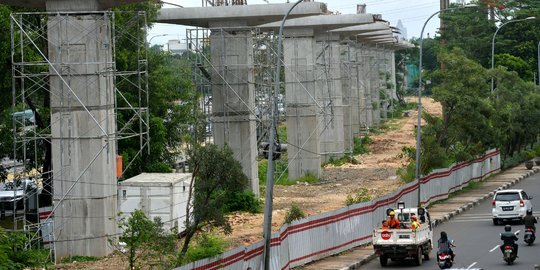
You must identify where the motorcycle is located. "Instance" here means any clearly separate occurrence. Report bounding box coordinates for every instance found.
[501,231,519,265]
[503,244,517,265]
[524,228,535,245]
[437,252,453,269]
[437,240,455,269]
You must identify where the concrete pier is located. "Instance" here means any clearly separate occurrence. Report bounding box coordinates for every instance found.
[315,32,345,162]
[258,14,374,179]
[157,3,325,194]
[48,12,118,257]
[2,0,144,259]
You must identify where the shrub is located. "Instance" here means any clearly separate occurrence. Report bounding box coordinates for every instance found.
[353,136,372,155]
[397,162,416,183]
[345,187,372,206]
[222,191,261,213]
[182,233,227,263]
[284,204,305,224]
[525,149,536,160]
[0,228,51,269]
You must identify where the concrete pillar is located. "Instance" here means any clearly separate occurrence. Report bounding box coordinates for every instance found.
[315,33,344,162]
[340,40,355,153]
[371,46,381,125]
[283,28,321,180]
[209,27,259,196]
[357,44,373,129]
[48,8,117,258]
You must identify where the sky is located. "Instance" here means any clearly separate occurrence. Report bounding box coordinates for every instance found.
[148,0,470,45]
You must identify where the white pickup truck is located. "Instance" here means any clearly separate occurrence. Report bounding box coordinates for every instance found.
[372,203,433,267]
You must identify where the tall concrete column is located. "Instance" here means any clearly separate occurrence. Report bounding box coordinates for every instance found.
[209,27,259,195]
[283,28,321,179]
[340,40,356,153]
[370,46,381,125]
[349,42,361,136]
[357,44,373,129]
[315,33,344,162]
[48,7,117,258]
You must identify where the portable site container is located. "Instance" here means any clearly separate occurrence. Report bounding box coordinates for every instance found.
[118,173,192,232]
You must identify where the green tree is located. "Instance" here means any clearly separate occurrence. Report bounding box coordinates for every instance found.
[179,144,249,260]
[431,48,492,158]
[118,209,176,270]
[439,2,494,67]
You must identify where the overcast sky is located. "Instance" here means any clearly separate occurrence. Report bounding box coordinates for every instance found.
[148,0,469,45]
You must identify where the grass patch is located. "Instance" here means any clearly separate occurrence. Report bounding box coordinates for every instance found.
[61,256,99,264]
[325,155,359,167]
[346,187,372,206]
[258,154,289,187]
[181,233,228,264]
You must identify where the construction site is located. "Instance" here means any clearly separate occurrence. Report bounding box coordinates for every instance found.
[0,0,417,267]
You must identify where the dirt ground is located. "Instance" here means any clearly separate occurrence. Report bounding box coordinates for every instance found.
[225,97,442,247]
[58,97,442,269]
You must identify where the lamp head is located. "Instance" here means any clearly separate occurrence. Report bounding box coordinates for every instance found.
[526,16,536,20]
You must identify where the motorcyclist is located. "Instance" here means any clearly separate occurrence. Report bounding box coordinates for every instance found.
[500,224,518,257]
[523,209,537,232]
[437,231,455,261]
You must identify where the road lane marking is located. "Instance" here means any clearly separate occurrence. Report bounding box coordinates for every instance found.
[489,245,500,252]
[467,262,477,269]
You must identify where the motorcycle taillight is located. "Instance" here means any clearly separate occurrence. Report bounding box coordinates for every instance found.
[505,245,511,249]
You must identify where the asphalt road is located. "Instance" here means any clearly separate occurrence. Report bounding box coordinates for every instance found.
[361,173,540,269]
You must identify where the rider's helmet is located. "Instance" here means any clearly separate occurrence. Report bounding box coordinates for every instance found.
[389,211,395,216]
[527,209,533,215]
[411,215,417,221]
[505,224,512,232]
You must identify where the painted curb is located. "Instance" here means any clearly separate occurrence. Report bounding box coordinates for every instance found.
[343,166,540,269]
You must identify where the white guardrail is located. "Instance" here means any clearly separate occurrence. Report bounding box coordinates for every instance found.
[174,149,501,270]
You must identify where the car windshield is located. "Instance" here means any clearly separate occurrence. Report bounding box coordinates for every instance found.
[495,193,520,201]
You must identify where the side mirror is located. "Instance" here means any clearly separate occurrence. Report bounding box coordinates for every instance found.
[515,232,520,236]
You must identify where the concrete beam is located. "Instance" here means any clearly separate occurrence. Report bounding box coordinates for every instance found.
[356,30,393,38]
[0,0,144,10]
[157,2,327,28]
[330,22,390,36]
[257,14,374,31]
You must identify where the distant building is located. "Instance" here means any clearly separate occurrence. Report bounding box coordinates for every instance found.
[396,20,408,40]
[167,39,187,55]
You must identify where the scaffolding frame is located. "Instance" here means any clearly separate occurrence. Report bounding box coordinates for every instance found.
[10,11,148,259]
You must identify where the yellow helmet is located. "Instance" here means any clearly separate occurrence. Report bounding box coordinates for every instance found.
[389,211,395,216]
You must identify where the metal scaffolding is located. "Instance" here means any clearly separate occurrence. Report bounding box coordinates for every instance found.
[10,11,148,258]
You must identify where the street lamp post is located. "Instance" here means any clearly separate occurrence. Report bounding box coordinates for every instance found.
[490,17,536,93]
[415,5,474,208]
[262,0,303,269]
[537,40,540,86]
[148,33,169,46]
